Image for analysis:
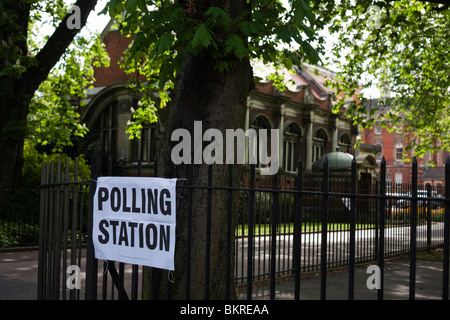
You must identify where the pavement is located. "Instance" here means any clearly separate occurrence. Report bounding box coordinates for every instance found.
[0,249,447,300]
[237,259,445,300]
[0,249,38,300]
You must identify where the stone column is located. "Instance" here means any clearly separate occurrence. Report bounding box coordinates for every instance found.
[305,117,313,171]
[279,104,285,171]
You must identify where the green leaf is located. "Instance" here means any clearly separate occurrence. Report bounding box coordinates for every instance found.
[224,34,247,60]
[238,21,258,36]
[154,32,174,56]
[191,23,215,49]
[126,0,139,13]
[302,41,320,64]
[204,6,231,28]
[293,0,315,25]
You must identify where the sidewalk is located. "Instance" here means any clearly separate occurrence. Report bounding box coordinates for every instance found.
[0,249,445,300]
[238,259,444,300]
[0,250,38,300]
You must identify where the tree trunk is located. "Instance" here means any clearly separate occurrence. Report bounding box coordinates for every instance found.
[0,0,97,213]
[0,1,30,214]
[143,52,253,299]
[0,93,27,215]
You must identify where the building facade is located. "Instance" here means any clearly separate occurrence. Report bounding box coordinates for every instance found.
[361,100,448,192]
[80,28,378,178]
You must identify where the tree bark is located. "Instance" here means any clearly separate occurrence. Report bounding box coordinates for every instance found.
[143,51,253,299]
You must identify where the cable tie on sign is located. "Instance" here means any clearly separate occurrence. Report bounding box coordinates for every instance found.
[168,270,175,283]
[103,260,108,275]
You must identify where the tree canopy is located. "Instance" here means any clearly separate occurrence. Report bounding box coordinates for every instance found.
[99,0,334,138]
[327,0,449,163]
[3,0,448,158]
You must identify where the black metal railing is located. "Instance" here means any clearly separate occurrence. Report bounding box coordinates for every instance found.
[37,154,450,300]
[0,188,40,248]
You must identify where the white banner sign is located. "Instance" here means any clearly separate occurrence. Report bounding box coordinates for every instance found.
[93,177,177,270]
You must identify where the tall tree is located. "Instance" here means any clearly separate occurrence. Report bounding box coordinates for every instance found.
[0,0,99,210]
[101,0,331,298]
[326,0,449,163]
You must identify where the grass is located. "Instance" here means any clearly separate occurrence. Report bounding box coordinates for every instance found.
[415,248,446,261]
[235,223,375,237]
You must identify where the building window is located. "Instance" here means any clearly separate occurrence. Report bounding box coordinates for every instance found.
[376,144,383,160]
[395,172,403,185]
[375,126,382,134]
[130,125,157,163]
[395,147,403,161]
[92,102,118,156]
[386,173,392,184]
[313,128,328,163]
[283,122,301,172]
[251,115,272,169]
[339,134,352,153]
[436,183,443,195]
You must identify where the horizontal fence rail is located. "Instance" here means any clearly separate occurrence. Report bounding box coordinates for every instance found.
[38,154,450,300]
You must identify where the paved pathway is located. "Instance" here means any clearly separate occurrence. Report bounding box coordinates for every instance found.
[0,249,447,300]
[0,250,38,300]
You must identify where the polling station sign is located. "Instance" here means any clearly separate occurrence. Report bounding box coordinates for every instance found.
[93,177,177,270]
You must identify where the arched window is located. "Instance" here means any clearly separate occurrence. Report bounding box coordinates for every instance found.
[90,101,118,156]
[313,128,328,163]
[251,115,272,169]
[283,122,301,172]
[85,92,158,167]
[252,115,271,130]
[339,133,352,153]
[375,144,383,160]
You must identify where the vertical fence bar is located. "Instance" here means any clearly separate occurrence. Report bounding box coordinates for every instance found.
[101,156,113,300]
[204,164,213,300]
[52,160,62,300]
[410,157,418,300]
[151,156,163,300]
[348,157,357,300]
[378,157,386,300]
[86,152,100,300]
[37,162,48,300]
[117,158,127,301]
[294,157,303,300]
[47,161,55,299]
[186,159,193,299]
[443,157,450,300]
[62,159,70,300]
[70,158,79,300]
[225,164,234,299]
[247,164,255,299]
[270,172,278,300]
[131,158,142,300]
[426,184,432,252]
[320,157,329,300]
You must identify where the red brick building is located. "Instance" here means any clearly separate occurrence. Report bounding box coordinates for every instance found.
[361,100,448,192]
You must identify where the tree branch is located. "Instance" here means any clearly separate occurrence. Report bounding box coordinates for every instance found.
[20,0,98,98]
